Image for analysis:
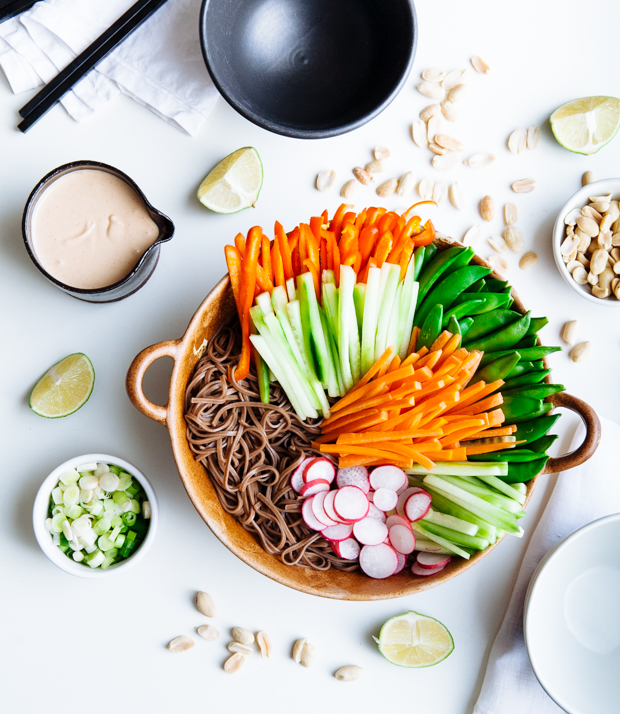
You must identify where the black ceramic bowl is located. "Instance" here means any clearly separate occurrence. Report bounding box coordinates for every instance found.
[200,0,417,138]
[22,161,174,303]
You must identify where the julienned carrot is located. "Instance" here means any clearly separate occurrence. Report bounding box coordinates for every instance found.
[423,448,467,462]
[486,408,505,427]
[313,412,389,444]
[399,240,415,280]
[435,334,462,367]
[416,350,443,370]
[439,422,498,446]
[412,365,434,382]
[461,425,517,440]
[387,354,402,373]
[275,221,293,281]
[417,404,448,427]
[443,381,489,413]
[234,232,246,256]
[271,241,285,288]
[321,407,383,433]
[455,393,504,416]
[224,245,243,310]
[407,326,420,355]
[234,226,262,380]
[465,441,521,456]
[331,363,413,413]
[373,231,393,267]
[255,263,274,293]
[440,417,486,436]
[336,429,440,445]
[319,443,410,461]
[431,331,452,352]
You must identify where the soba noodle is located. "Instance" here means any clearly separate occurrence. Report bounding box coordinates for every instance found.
[184,324,359,572]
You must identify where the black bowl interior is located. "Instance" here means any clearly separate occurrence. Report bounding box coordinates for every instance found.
[201,0,417,138]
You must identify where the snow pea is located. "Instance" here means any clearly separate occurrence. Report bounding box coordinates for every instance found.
[464,277,486,293]
[417,246,472,303]
[413,245,427,280]
[441,299,486,328]
[513,414,561,444]
[470,352,521,386]
[418,304,443,350]
[484,278,508,292]
[480,345,561,367]
[527,434,559,453]
[414,265,492,328]
[501,457,549,483]
[503,384,565,399]
[459,317,474,337]
[466,311,531,353]
[442,245,475,275]
[526,317,548,335]
[509,401,554,424]
[447,314,461,336]
[513,335,538,349]
[469,449,544,463]
[421,243,438,268]
[506,360,544,379]
[501,369,551,390]
[501,394,542,422]
[463,309,521,343]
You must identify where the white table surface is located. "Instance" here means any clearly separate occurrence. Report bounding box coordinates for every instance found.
[1,1,619,712]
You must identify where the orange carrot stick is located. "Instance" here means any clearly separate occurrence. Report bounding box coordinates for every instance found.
[416,350,443,369]
[407,326,420,355]
[224,245,243,311]
[336,428,443,445]
[321,408,382,433]
[255,263,274,293]
[435,334,462,367]
[314,412,389,443]
[465,442,519,456]
[373,230,393,267]
[234,226,262,380]
[234,232,246,256]
[460,425,516,440]
[455,393,504,416]
[431,331,452,352]
[271,241,285,288]
[486,408,506,427]
[274,221,293,281]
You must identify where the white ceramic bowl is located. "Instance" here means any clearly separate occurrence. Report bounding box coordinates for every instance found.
[33,453,158,578]
[523,513,620,714]
[552,178,620,306]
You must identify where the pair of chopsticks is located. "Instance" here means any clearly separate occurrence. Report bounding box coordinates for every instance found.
[13,0,169,133]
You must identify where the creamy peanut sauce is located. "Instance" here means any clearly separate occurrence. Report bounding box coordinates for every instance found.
[31,169,160,289]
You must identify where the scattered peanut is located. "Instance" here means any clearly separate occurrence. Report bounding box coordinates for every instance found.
[432,180,447,204]
[417,81,445,100]
[353,166,372,185]
[197,625,220,641]
[334,665,365,682]
[470,56,490,74]
[376,178,398,197]
[422,68,446,83]
[224,652,246,674]
[300,642,317,668]
[432,153,459,170]
[418,177,434,200]
[228,641,253,655]
[167,636,194,653]
[341,180,359,199]
[504,202,518,226]
[527,126,541,150]
[488,235,508,253]
[315,170,336,192]
[373,146,390,161]
[411,120,428,148]
[442,69,469,90]
[570,341,591,362]
[365,159,384,174]
[582,171,595,186]
[561,320,578,345]
[503,226,524,252]
[195,591,217,618]
[464,153,495,168]
[519,251,538,270]
[479,195,494,222]
[256,631,272,658]
[448,181,465,210]
[420,104,441,122]
[427,115,442,142]
[396,171,416,196]
[487,254,509,276]
[434,133,463,152]
[292,638,308,663]
[511,178,536,193]
[463,224,483,247]
[508,128,527,154]
[232,627,255,645]
[440,99,459,122]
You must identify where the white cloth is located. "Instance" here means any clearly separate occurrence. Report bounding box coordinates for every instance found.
[0,0,218,135]
[474,416,620,714]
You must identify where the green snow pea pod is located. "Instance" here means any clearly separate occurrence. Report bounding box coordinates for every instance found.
[503,384,565,399]
[418,304,443,350]
[506,360,544,379]
[413,245,427,280]
[414,265,492,328]
[501,457,549,483]
[501,369,551,390]
[470,352,521,386]
[452,292,512,313]
[469,449,544,463]
[514,414,561,444]
[464,277,486,293]
[459,317,474,337]
[501,394,543,421]
[441,299,486,328]
[484,278,508,292]
[509,401,554,424]
[448,314,461,336]
[526,317,548,335]
[464,310,521,343]
[421,243,438,270]
[417,246,473,304]
[466,311,531,353]
[527,434,559,453]
[513,335,538,349]
[480,345,561,367]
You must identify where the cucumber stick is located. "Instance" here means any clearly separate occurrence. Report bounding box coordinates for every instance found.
[375,263,401,361]
[353,283,366,335]
[397,258,420,359]
[361,266,382,375]
[411,522,471,559]
[385,282,403,358]
[422,508,480,537]
[419,521,490,551]
[406,461,508,477]
[337,265,357,391]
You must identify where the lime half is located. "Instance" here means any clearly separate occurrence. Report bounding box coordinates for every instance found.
[550,96,620,155]
[29,353,95,418]
[197,147,263,213]
[376,610,454,668]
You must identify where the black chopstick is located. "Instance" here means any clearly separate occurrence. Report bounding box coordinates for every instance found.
[0,0,37,23]
[17,0,169,133]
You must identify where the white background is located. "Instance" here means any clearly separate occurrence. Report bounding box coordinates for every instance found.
[1,1,620,712]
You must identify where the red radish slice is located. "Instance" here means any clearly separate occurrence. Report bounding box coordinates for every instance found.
[389,524,416,554]
[373,487,398,512]
[311,491,338,527]
[394,553,407,574]
[336,466,370,494]
[367,503,387,522]
[302,498,327,531]
[303,457,335,485]
[416,552,452,569]
[333,537,360,561]
[396,486,425,516]
[353,517,389,546]
[405,491,432,522]
[323,490,345,523]
[300,479,331,498]
[369,465,407,492]
[386,514,410,530]
[334,486,369,522]
[291,457,314,493]
[321,523,353,541]
[359,543,399,579]
[396,482,409,495]
[367,490,374,502]
[411,561,446,577]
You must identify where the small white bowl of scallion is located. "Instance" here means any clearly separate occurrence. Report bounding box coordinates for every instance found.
[33,454,158,578]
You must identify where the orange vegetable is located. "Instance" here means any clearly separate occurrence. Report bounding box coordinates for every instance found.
[271,241,285,288]
[460,425,516,440]
[373,230,393,267]
[359,225,379,265]
[234,226,262,381]
[313,411,389,444]
[261,235,272,282]
[336,428,442,445]
[407,326,420,355]
[274,221,293,281]
[331,203,353,242]
[255,263,274,293]
[234,232,246,256]
[321,408,383,433]
[224,245,243,310]
[465,442,521,456]
[455,392,504,416]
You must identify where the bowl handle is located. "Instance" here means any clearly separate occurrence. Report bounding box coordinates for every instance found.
[543,392,601,473]
[126,340,179,425]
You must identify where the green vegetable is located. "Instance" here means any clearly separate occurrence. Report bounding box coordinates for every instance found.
[465,311,531,352]
[418,304,443,350]
[528,434,559,453]
[514,414,561,444]
[484,278,508,292]
[417,521,490,550]
[480,345,561,367]
[469,449,545,463]
[502,395,554,423]
[513,335,538,349]
[459,318,474,337]
[526,317,548,335]
[417,245,467,303]
[441,299,485,329]
[464,310,521,343]
[501,457,550,483]
[452,292,512,313]
[470,352,521,385]
[503,384,564,399]
[421,243,438,269]
[448,314,461,336]
[464,277,486,293]
[360,266,381,375]
[501,370,551,390]
[412,245,426,279]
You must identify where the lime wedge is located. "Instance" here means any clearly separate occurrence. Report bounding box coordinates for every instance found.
[376,610,454,667]
[550,96,620,155]
[197,147,263,213]
[29,353,95,418]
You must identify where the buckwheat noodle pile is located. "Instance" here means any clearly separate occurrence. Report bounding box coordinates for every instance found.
[184,324,358,572]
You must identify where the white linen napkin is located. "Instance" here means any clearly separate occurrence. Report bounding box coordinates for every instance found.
[0,0,218,135]
[474,416,620,714]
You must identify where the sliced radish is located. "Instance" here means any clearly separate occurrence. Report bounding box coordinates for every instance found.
[303,457,335,485]
[336,466,370,494]
[359,543,399,579]
[321,523,353,541]
[373,487,398,512]
[386,514,411,530]
[300,479,331,498]
[302,498,327,531]
[353,517,389,546]
[394,553,407,574]
[405,491,432,522]
[416,552,452,569]
[333,537,360,561]
[369,465,407,492]
[367,490,374,502]
[411,561,446,577]
[311,491,338,527]
[396,486,425,516]
[389,524,416,554]
[396,481,409,495]
[367,503,387,522]
[323,490,345,523]
[291,457,314,493]
[334,486,369,522]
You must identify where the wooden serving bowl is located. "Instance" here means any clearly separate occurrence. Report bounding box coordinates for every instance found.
[126,240,601,600]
